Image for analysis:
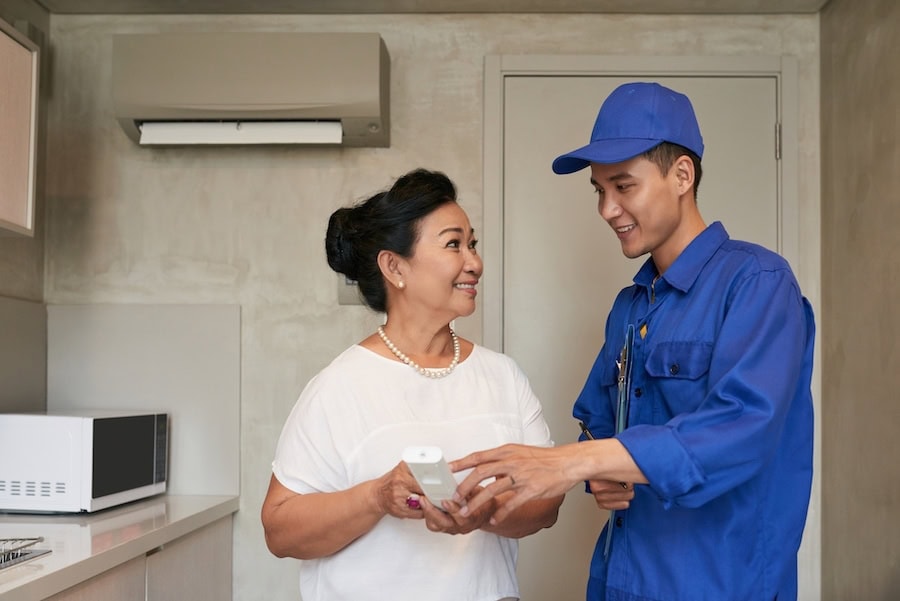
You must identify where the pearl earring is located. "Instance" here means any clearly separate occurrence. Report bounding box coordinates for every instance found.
[397,280,405,289]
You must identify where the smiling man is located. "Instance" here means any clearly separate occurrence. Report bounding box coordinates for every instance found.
[452,82,816,601]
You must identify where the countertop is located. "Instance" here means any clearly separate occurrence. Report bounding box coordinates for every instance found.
[0,494,239,601]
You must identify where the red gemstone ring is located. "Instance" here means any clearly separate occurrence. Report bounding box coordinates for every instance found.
[406,495,422,510]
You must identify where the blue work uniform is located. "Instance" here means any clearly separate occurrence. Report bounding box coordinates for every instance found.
[574,222,815,601]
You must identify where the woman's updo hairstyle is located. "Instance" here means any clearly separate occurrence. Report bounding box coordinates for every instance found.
[325,168,457,312]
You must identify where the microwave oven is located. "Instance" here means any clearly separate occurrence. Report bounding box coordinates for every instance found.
[0,410,168,513]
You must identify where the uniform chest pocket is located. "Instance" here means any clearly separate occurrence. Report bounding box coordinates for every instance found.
[644,341,713,417]
[645,341,713,379]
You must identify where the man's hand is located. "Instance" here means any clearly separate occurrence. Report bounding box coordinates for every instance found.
[449,443,583,524]
[588,479,635,511]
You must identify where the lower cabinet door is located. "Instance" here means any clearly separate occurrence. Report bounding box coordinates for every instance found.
[146,515,233,601]
[46,556,146,601]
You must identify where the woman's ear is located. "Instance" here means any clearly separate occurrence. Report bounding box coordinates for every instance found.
[377,250,405,289]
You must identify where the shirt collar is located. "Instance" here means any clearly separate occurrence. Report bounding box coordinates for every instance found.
[633,221,730,293]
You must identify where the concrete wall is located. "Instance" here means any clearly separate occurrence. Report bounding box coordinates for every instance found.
[40,12,820,601]
[0,296,45,410]
[820,1,900,599]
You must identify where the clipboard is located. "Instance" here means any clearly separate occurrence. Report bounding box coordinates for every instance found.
[604,323,635,560]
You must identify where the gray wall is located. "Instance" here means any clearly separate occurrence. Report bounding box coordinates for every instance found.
[0,296,45,410]
[5,7,825,600]
[820,1,900,599]
[41,14,821,601]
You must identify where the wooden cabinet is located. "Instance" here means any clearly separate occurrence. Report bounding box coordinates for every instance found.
[43,515,233,601]
[146,515,233,601]
[45,557,145,601]
[0,19,39,237]
[0,496,238,601]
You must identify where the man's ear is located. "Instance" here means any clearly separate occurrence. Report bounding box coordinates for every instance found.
[673,155,695,196]
[377,250,405,288]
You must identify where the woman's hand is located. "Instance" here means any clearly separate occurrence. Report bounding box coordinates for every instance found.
[417,485,496,535]
[373,461,428,520]
[588,479,635,511]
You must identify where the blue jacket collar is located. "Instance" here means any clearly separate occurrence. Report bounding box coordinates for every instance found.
[634,221,729,293]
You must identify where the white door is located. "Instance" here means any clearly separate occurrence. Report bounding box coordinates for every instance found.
[484,64,798,600]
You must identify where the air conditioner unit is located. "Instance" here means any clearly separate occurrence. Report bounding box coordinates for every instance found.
[112,32,390,147]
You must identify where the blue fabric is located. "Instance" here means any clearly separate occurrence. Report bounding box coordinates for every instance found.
[574,222,815,601]
[552,82,705,174]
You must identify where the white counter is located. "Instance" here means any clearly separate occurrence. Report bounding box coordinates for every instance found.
[0,495,239,601]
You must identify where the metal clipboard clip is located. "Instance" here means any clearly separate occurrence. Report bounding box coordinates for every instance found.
[604,323,635,560]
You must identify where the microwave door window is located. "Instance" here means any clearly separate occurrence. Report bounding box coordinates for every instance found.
[92,415,156,498]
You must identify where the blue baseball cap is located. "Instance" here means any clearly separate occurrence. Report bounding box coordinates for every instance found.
[551,82,705,174]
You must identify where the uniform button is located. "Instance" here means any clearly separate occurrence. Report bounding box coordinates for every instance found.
[615,517,623,527]
[634,388,643,397]
[669,364,680,375]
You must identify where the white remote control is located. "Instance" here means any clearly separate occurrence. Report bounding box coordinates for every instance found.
[402,446,459,506]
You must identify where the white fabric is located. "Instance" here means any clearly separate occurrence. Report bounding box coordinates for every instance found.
[272,344,553,601]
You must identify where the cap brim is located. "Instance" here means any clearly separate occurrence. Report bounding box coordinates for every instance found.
[551,138,663,174]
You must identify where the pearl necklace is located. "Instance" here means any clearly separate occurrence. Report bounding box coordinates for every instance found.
[376,326,460,379]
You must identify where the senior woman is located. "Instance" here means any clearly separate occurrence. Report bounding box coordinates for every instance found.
[261,168,562,601]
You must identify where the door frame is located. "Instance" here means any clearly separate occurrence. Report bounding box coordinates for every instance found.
[481,53,800,352]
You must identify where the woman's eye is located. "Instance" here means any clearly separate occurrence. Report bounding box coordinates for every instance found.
[446,240,461,249]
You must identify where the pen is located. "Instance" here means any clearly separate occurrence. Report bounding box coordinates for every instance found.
[579,421,594,440]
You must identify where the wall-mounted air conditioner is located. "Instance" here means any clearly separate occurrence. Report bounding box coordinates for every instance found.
[112,32,390,147]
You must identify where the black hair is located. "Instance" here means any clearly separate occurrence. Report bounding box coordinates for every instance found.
[642,142,703,198]
[325,168,458,312]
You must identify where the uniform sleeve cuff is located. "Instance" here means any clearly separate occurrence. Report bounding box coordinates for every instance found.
[617,424,706,507]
